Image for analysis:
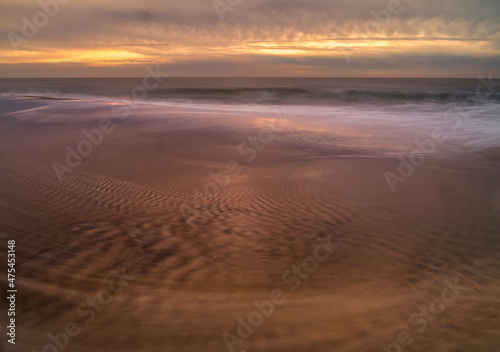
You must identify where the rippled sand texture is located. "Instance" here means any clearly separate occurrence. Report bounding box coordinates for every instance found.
[1,97,500,352]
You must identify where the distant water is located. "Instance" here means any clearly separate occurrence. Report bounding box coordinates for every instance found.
[1,77,499,153]
[0,77,499,106]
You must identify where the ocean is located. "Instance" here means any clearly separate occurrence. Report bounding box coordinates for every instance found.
[1,77,499,106]
[1,77,499,154]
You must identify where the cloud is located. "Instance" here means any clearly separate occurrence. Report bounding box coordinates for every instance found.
[0,0,499,76]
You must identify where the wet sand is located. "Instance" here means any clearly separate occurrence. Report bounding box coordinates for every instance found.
[1,96,500,351]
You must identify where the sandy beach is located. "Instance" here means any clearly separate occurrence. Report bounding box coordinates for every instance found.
[1,94,500,352]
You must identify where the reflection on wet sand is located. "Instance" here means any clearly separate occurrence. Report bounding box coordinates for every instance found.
[1,97,499,352]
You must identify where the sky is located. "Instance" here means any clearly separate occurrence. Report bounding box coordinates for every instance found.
[1,0,500,77]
